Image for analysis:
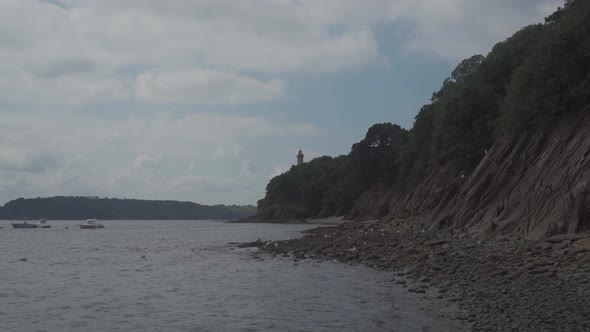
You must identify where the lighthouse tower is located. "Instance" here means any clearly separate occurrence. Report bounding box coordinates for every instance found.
[296,149,304,165]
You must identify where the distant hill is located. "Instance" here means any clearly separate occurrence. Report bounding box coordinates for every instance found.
[0,196,257,220]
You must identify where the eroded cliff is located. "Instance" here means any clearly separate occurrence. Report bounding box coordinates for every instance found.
[345,109,590,240]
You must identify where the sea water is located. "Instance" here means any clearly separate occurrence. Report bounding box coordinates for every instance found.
[0,220,463,331]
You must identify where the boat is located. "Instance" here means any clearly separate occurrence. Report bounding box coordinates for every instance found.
[36,219,51,228]
[11,219,52,229]
[11,221,37,229]
[78,219,104,229]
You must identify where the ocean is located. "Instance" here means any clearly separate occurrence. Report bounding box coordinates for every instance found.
[0,220,461,331]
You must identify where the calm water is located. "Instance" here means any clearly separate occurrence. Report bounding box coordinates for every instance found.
[0,220,463,331]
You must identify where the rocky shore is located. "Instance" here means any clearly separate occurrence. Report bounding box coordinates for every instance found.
[241,220,590,332]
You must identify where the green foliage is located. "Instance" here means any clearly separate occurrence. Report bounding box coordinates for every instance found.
[501,0,590,132]
[351,123,408,184]
[260,0,590,219]
[0,196,257,220]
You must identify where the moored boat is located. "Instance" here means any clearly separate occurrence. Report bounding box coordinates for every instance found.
[78,219,104,229]
[11,219,52,229]
[11,221,37,229]
[37,219,51,228]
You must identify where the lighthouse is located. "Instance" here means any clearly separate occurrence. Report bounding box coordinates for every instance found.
[296,149,304,165]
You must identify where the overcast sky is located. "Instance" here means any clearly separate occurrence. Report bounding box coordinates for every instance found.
[0,0,561,205]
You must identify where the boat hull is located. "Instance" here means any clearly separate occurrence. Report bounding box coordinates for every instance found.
[11,223,37,229]
[79,225,104,229]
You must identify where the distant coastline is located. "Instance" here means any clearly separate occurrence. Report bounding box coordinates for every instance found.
[0,196,256,220]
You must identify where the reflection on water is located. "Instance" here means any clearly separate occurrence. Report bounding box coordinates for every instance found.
[0,220,462,331]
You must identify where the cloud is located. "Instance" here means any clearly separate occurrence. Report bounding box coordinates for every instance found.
[387,0,561,60]
[0,0,560,106]
[34,58,97,79]
[0,0,388,106]
[0,148,61,173]
[171,175,240,195]
[241,160,262,176]
[135,69,285,105]
[0,109,324,204]
[115,154,164,180]
[213,145,246,159]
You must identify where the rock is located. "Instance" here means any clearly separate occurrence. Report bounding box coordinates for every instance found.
[528,267,550,275]
[539,242,553,250]
[573,238,590,253]
[426,240,448,246]
[490,269,508,278]
[418,276,431,283]
[533,258,553,267]
[546,236,568,244]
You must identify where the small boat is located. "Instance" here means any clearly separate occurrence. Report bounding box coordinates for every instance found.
[11,221,37,229]
[36,219,51,228]
[78,219,104,229]
[11,219,52,229]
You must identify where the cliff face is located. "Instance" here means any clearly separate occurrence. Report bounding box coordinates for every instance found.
[256,197,311,221]
[427,112,590,240]
[346,163,465,222]
[346,111,590,240]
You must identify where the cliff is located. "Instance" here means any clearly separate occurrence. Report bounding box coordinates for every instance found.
[345,109,590,240]
[256,0,590,240]
[260,107,590,240]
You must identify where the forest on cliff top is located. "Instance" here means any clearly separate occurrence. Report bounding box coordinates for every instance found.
[258,0,590,220]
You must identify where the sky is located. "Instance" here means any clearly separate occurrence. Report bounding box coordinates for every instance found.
[0,0,561,206]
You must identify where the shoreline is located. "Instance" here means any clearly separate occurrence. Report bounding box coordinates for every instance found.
[241,218,590,331]
[227,216,349,225]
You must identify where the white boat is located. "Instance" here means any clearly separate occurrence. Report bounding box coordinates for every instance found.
[36,219,51,228]
[78,219,104,229]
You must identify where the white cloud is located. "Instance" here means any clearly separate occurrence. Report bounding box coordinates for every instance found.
[241,160,262,176]
[0,0,560,106]
[171,175,240,195]
[115,154,163,180]
[387,0,561,60]
[136,69,285,105]
[0,148,61,173]
[213,144,246,159]
[0,0,389,105]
